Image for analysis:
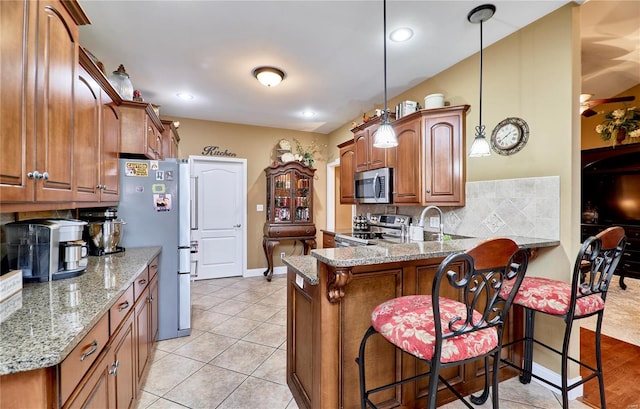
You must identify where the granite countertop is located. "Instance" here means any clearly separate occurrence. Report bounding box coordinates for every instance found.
[283,236,559,285]
[0,246,161,376]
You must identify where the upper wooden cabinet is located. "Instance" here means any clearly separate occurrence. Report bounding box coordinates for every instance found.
[75,49,122,203]
[161,119,180,159]
[0,0,88,206]
[120,101,165,160]
[352,119,388,172]
[338,140,356,204]
[391,105,469,206]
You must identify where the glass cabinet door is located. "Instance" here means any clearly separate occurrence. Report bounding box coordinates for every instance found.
[274,173,291,222]
[293,172,311,222]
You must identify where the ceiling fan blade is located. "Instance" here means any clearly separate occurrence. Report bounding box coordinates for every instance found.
[582,108,598,117]
[587,96,635,106]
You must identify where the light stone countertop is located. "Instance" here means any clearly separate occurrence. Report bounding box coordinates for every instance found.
[0,246,161,376]
[283,236,559,285]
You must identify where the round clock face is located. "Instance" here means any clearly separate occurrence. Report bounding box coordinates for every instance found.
[491,117,529,155]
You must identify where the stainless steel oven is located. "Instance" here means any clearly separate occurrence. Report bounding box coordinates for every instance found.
[354,168,393,204]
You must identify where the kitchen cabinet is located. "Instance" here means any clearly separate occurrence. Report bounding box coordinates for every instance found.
[388,105,469,206]
[0,0,89,206]
[119,101,164,160]
[134,269,151,383]
[322,231,335,248]
[74,49,122,203]
[161,119,180,159]
[338,140,356,204]
[263,161,317,281]
[353,121,388,172]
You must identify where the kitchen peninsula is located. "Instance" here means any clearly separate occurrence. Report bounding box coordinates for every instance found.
[0,247,161,409]
[284,236,558,409]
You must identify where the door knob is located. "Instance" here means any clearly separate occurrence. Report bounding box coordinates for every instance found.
[233,224,241,228]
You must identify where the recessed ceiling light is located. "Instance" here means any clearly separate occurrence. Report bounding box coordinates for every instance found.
[253,66,286,87]
[177,92,194,100]
[389,27,414,42]
[301,111,316,118]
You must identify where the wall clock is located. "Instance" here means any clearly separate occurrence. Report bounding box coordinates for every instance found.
[490,117,529,155]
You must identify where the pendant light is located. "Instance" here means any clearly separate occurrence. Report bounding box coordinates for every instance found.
[373,0,398,148]
[467,4,495,157]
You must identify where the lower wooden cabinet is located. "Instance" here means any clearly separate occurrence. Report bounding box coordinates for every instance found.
[135,285,151,382]
[66,312,135,409]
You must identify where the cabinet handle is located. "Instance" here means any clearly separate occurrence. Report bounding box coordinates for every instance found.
[138,279,147,286]
[233,224,241,228]
[109,360,119,376]
[27,171,38,179]
[149,295,153,304]
[80,340,99,361]
[118,300,130,311]
[426,188,431,194]
[41,172,49,180]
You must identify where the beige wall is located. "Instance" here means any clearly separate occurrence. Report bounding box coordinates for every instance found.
[165,117,329,270]
[328,4,583,374]
[581,83,640,150]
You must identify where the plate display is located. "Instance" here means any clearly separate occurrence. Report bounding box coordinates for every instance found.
[278,139,291,150]
[281,152,295,162]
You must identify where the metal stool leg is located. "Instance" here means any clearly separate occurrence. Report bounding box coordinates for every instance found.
[595,312,607,409]
[357,326,377,409]
[520,308,535,384]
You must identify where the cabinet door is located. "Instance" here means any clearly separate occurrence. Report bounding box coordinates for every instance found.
[100,102,120,201]
[74,65,101,201]
[354,130,369,172]
[149,273,159,343]
[66,351,115,409]
[293,171,312,223]
[339,142,356,204]
[0,0,36,203]
[145,118,159,159]
[135,287,150,383]
[34,0,78,202]
[112,312,136,409]
[367,123,387,170]
[393,119,421,204]
[422,113,464,205]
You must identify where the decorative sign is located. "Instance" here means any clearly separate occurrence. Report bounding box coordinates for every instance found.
[202,146,237,157]
[124,162,148,177]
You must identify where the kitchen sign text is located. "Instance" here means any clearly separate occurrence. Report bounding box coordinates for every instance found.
[201,146,237,157]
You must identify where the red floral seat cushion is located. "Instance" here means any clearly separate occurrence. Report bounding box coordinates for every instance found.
[371,295,498,364]
[500,277,604,316]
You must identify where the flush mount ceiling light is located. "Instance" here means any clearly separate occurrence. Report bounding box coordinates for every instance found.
[389,27,414,42]
[253,66,286,87]
[301,111,316,118]
[176,92,194,100]
[467,4,496,158]
[373,0,398,149]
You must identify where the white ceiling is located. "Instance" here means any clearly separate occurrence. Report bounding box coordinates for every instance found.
[78,0,640,135]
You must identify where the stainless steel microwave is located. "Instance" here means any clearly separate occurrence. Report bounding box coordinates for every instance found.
[354,168,393,204]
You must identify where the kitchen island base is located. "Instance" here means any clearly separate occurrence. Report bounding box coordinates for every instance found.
[287,258,523,409]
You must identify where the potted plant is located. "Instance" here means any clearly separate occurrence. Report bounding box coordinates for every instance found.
[595,106,640,145]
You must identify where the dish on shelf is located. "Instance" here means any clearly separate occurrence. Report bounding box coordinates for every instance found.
[278,139,292,150]
[281,152,295,162]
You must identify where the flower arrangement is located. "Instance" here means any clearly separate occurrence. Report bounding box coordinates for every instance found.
[595,106,640,144]
[293,137,327,168]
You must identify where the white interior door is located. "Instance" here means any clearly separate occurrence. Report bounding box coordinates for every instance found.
[190,156,246,280]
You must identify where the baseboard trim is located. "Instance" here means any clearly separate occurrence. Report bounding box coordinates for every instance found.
[531,362,583,400]
[244,266,286,278]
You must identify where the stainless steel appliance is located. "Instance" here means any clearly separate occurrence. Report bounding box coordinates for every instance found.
[4,219,88,282]
[117,158,191,340]
[334,214,411,247]
[354,168,393,204]
[80,208,126,256]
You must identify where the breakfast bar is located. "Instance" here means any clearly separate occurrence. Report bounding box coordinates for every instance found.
[283,236,559,409]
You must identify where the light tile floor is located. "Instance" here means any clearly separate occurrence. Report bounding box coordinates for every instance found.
[136,275,592,409]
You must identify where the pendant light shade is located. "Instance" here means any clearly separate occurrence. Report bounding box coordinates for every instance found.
[373,0,397,148]
[467,4,495,158]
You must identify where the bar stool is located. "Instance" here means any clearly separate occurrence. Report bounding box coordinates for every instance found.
[356,238,529,409]
[500,226,626,408]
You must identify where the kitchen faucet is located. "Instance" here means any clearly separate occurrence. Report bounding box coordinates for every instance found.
[418,205,444,242]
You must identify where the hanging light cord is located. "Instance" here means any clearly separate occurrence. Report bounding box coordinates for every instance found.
[383,0,389,124]
[476,18,485,137]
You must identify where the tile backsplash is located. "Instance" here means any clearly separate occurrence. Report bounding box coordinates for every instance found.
[358,176,560,240]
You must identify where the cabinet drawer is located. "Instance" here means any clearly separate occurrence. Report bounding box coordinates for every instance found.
[148,256,159,280]
[265,224,316,238]
[59,313,109,405]
[133,267,150,302]
[323,232,335,248]
[109,285,134,335]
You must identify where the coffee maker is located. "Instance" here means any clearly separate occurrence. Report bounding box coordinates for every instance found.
[4,219,88,282]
